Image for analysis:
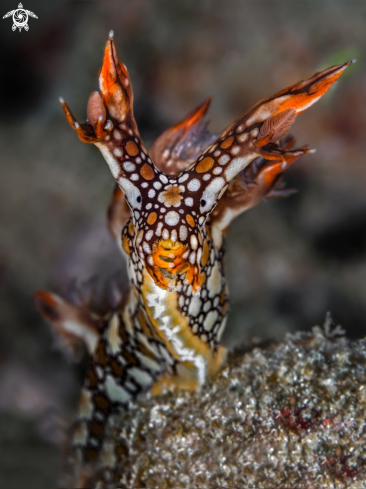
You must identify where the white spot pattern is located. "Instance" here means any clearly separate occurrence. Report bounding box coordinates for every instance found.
[188,179,201,191]
[165,211,180,226]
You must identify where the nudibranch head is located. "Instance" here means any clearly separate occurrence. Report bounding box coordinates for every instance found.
[125,166,222,294]
[59,31,355,294]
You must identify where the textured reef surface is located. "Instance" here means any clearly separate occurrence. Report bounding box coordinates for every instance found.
[95,320,366,489]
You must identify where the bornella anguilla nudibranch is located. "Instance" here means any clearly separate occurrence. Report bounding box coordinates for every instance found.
[34,30,354,488]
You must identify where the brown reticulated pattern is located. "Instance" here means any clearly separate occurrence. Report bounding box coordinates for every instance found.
[97,328,366,489]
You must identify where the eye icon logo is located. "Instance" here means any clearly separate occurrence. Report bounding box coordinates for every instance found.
[3,3,38,31]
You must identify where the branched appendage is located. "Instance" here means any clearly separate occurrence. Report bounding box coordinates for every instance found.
[34,30,354,487]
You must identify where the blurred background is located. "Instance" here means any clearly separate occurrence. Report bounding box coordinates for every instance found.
[1,1,366,487]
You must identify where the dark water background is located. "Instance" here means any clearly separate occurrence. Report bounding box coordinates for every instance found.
[1,1,366,487]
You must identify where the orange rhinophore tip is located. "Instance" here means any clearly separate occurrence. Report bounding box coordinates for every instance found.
[98,32,134,123]
[34,290,59,320]
[171,97,212,134]
[275,60,356,116]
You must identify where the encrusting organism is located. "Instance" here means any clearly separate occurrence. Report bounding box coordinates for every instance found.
[34,31,354,488]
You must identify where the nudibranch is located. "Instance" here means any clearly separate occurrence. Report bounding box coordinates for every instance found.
[34,31,353,487]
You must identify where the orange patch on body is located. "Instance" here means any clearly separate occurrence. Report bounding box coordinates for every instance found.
[186,214,195,227]
[140,164,155,180]
[150,370,200,394]
[160,185,182,206]
[126,140,139,156]
[122,235,131,255]
[201,271,207,286]
[128,220,134,235]
[220,136,234,149]
[201,241,210,267]
[150,239,201,293]
[152,239,187,271]
[196,156,214,173]
[147,212,157,225]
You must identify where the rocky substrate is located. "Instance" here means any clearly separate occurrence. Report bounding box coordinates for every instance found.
[96,320,366,489]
